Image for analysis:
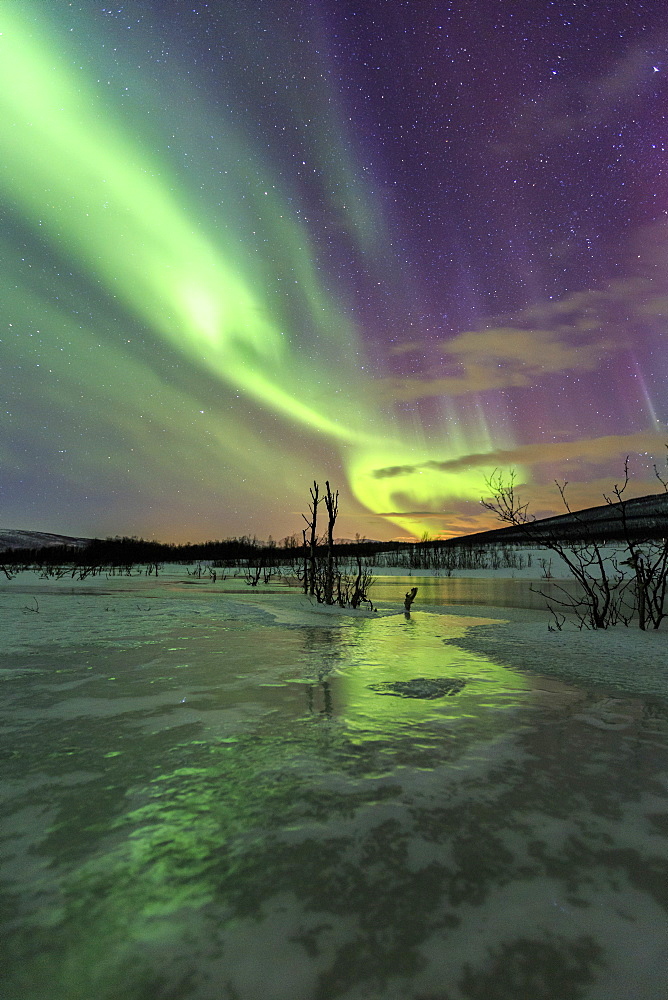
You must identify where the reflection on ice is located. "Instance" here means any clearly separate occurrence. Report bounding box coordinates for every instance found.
[0,582,667,1000]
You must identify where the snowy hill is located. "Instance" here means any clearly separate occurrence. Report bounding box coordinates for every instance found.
[0,529,91,551]
[455,491,668,545]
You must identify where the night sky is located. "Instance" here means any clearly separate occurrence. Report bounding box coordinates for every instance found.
[2,1,667,542]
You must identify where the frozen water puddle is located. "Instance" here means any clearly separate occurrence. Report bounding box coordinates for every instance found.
[0,594,667,999]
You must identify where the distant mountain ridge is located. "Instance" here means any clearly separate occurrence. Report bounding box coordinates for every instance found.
[0,529,92,551]
[2,491,666,554]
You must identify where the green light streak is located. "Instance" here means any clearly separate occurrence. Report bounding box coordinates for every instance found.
[0,5,514,537]
[0,8,366,443]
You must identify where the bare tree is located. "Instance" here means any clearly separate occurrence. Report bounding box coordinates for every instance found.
[482,470,631,629]
[302,481,320,597]
[300,480,375,610]
[334,555,375,611]
[605,456,668,630]
[323,480,338,605]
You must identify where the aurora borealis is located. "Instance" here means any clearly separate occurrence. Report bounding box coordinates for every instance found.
[2,2,667,542]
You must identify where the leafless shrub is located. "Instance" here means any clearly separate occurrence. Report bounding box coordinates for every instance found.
[482,469,634,629]
[605,455,668,630]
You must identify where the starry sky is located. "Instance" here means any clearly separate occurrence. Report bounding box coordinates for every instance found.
[2,0,667,543]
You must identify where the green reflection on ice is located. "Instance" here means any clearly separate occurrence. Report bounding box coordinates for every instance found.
[306,612,531,740]
[1,613,538,1000]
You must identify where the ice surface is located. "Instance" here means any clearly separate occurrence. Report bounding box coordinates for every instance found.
[0,568,667,999]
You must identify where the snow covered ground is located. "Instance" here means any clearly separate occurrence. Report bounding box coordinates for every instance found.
[0,559,666,698]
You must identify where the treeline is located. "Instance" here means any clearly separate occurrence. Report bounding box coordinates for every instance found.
[376,540,531,572]
[0,532,540,578]
[0,533,403,573]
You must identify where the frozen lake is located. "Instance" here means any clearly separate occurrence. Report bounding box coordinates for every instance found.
[1,571,667,999]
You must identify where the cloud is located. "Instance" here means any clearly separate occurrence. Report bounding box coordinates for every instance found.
[378,276,668,404]
[373,510,443,518]
[519,277,653,327]
[388,340,424,357]
[491,44,657,156]
[379,323,620,401]
[372,429,667,480]
[443,324,612,371]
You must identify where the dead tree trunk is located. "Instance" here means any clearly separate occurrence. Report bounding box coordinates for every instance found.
[404,587,418,613]
[323,480,339,605]
[302,481,320,597]
[301,528,309,595]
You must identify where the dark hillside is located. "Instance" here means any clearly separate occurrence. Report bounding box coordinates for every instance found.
[449,491,668,546]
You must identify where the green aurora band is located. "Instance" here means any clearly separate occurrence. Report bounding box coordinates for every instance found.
[0,6,508,538]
